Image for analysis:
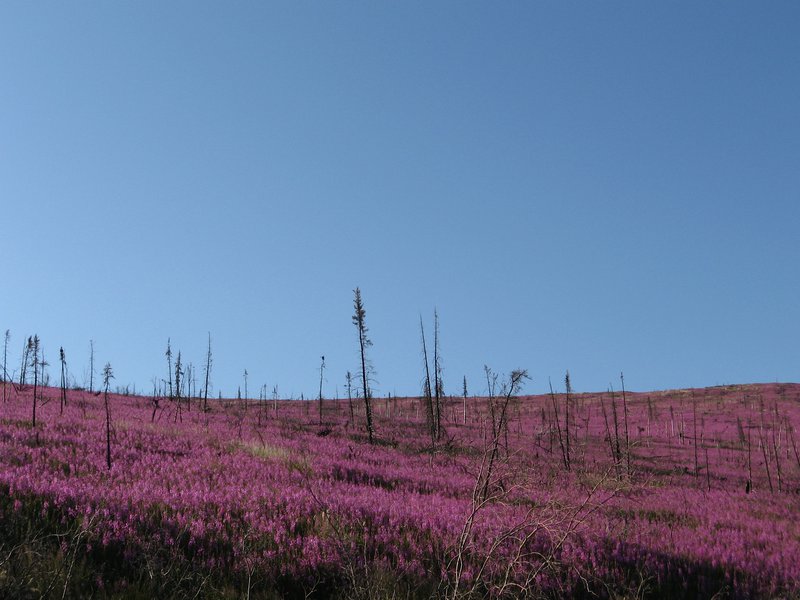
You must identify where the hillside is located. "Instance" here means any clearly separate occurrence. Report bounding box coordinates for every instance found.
[1,381,798,598]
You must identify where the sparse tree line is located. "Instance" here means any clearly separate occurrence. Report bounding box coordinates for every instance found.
[0,289,417,448]
[3,287,797,495]
[3,300,800,599]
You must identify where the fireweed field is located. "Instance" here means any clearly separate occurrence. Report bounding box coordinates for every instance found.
[1,381,799,599]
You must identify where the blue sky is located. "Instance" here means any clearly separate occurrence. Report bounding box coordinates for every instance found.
[1,2,798,398]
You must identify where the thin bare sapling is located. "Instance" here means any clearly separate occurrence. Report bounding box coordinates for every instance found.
[103,363,114,469]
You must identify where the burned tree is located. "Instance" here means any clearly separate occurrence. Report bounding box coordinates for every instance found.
[620,372,631,476]
[462,376,468,425]
[346,371,354,424]
[599,393,616,466]
[31,336,40,431]
[420,316,435,445]
[60,347,68,415]
[165,339,174,400]
[693,391,699,478]
[103,363,114,469]
[565,371,572,471]
[549,378,568,471]
[175,351,183,423]
[151,377,161,423]
[352,287,375,444]
[610,386,622,469]
[184,362,193,412]
[259,383,268,426]
[243,369,248,411]
[203,333,212,412]
[433,309,444,439]
[318,355,326,425]
[479,368,529,502]
[19,336,32,386]
[88,339,95,393]
[2,330,8,403]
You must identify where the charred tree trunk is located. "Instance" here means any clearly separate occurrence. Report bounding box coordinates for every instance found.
[433,310,443,440]
[420,317,435,446]
[352,288,374,444]
[549,379,568,471]
[59,347,67,415]
[31,336,39,439]
[462,376,468,426]
[203,333,212,412]
[318,356,325,426]
[103,364,114,469]
[346,371,354,425]
[89,339,95,393]
[2,330,9,404]
[620,372,631,476]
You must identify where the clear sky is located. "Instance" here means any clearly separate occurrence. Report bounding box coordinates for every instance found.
[1,2,798,399]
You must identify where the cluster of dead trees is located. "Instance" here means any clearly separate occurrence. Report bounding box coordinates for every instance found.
[596,373,632,477]
[151,334,215,423]
[1,331,117,468]
[419,311,445,447]
[737,397,800,494]
[7,299,800,502]
[0,288,414,450]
